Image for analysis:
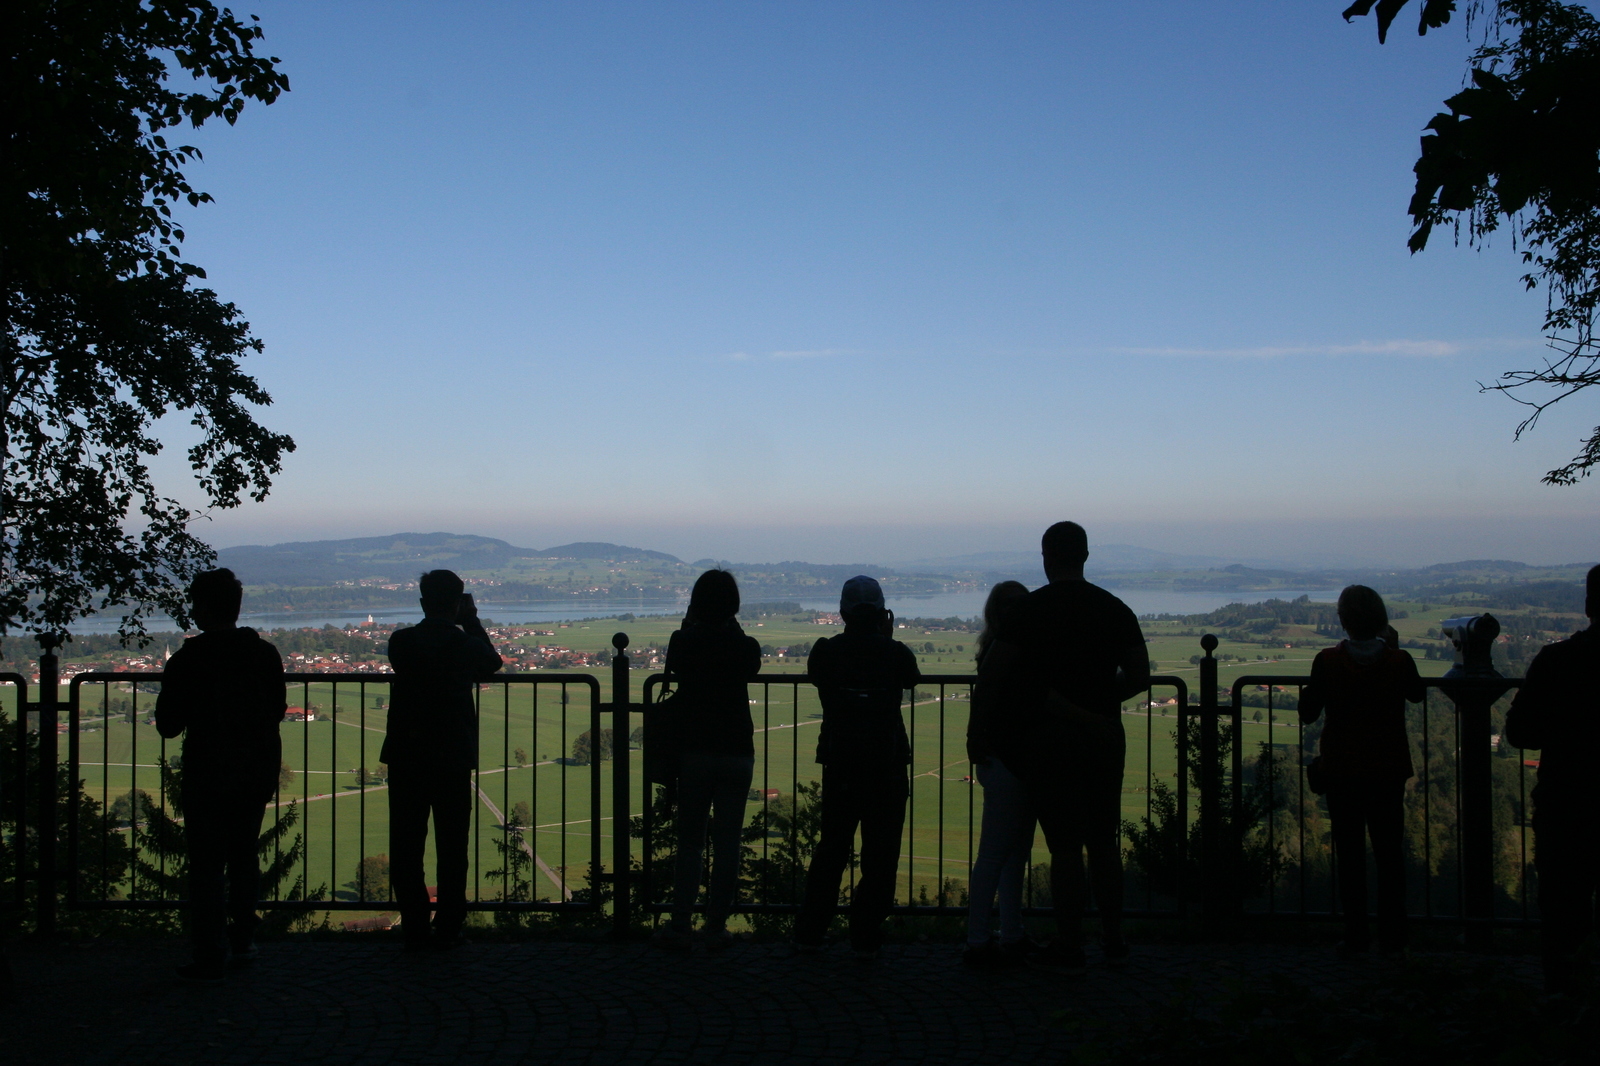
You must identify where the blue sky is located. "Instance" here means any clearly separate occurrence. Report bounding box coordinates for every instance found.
[161,1,1597,566]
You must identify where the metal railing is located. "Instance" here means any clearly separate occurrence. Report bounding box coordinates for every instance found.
[1,633,1537,944]
[56,670,607,917]
[1218,669,1526,947]
[636,671,1193,919]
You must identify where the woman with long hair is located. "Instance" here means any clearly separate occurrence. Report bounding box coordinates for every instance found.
[1300,585,1423,955]
[655,569,761,950]
[963,579,1039,966]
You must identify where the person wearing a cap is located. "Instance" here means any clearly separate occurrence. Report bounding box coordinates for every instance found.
[977,521,1149,975]
[794,575,921,959]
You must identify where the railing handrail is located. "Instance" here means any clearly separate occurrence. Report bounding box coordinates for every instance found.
[18,643,1538,941]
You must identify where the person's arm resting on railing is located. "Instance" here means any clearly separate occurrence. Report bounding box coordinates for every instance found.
[153,648,195,740]
[1299,653,1328,726]
[1504,651,1552,750]
[1115,637,1151,702]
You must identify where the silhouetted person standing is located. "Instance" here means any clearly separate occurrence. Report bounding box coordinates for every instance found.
[795,576,920,958]
[964,580,1039,967]
[657,569,762,950]
[1506,564,1600,996]
[1300,585,1423,955]
[383,570,503,949]
[977,522,1148,974]
[156,568,287,979]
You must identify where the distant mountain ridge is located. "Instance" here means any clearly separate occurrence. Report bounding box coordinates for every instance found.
[898,543,1295,577]
[217,533,1592,615]
[219,533,681,586]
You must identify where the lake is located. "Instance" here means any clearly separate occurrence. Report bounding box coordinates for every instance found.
[65,586,1334,635]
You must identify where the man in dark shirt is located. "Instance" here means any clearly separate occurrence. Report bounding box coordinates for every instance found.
[155,568,287,979]
[383,569,503,949]
[794,576,921,958]
[978,521,1148,973]
[1505,563,1599,995]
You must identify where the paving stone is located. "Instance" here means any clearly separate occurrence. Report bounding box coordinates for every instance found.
[2,938,1539,1065]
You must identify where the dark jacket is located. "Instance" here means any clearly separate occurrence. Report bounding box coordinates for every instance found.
[1300,642,1424,783]
[665,619,762,756]
[155,627,287,802]
[808,629,920,775]
[1505,626,1597,804]
[382,616,503,771]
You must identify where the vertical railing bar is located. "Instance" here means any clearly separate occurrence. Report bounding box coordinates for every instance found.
[791,679,799,908]
[472,681,482,904]
[502,680,511,906]
[1519,733,1528,921]
[905,683,913,910]
[531,682,539,903]
[1297,687,1306,918]
[968,683,975,909]
[559,683,567,904]
[761,680,771,910]
[130,675,141,889]
[65,680,79,906]
[100,683,110,903]
[329,682,337,903]
[1423,688,1432,919]
[1144,682,1152,912]
[1266,684,1275,914]
[589,682,602,913]
[1175,682,1186,918]
[300,678,310,895]
[1230,686,1244,881]
[158,682,167,899]
[18,678,29,910]
[358,679,366,903]
[1456,689,1465,920]
[936,685,945,906]
[17,679,24,909]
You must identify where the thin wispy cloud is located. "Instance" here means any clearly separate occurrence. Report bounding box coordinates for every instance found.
[770,348,849,360]
[721,348,854,362]
[1117,340,1463,359]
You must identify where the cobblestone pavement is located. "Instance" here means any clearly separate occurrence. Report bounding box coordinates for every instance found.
[3,937,1540,1065]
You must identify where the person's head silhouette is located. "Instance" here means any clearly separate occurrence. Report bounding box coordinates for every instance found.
[983,580,1028,627]
[839,575,892,634]
[1336,585,1388,641]
[419,569,466,620]
[687,569,740,624]
[189,568,242,632]
[1040,521,1089,583]
[1587,563,1598,620]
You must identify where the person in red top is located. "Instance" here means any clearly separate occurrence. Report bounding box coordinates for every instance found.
[1299,585,1424,954]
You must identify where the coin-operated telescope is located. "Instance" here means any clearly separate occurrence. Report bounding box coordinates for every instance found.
[1436,611,1510,951]
[1440,613,1502,679]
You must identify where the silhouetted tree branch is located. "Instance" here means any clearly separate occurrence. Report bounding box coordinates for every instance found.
[3,1,297,641]
[1346,1,1600,484]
